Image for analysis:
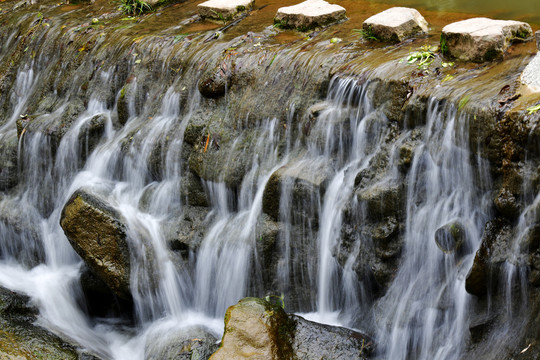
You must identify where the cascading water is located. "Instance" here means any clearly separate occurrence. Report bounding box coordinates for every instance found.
[0,4,538,359]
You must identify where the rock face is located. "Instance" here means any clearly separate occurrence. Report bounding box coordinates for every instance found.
[210,297,373,360]
[60,188,131,299]
[441,18,533,62]
[274,0,346,31]
[362,7,428,42]
[198,0,254,21]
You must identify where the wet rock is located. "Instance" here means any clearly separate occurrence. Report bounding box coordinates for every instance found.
[291,314,374,359]
[210,297,293,359]
[163,205,210,257]
[356,181,406,221]
[145,325,218,360]
[262,160,330,221]
[274,0,346,31]
[0,286,86,360]
[0,133,18,191]
[434,222,466,255]
[211,297,373,360]
[494,187,522,219]
[198,0,253,21]
[466,219,512,296]
[536,30,540,50]
[198,64,231,99]
[362,7,428,43]
[60,188,131,299]
[79,266,133,319]
[441,18,533,62]
[180,171,209,208]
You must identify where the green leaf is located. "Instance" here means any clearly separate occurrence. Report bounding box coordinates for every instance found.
[458,95,470,111]
[527,103,540,114]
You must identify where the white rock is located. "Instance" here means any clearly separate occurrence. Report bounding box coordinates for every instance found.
[362,7,428,42]
[274,0,346,31]
[521,54,540,91]
[198,0,254,21]
[441,18,532,62]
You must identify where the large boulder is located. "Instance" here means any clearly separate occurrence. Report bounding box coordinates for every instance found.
[434,221,467,255]
[60,188,131,299]
[211,297,373,360]
[274,0,346,31]
[441,18,532,62]
[362,7,428,42]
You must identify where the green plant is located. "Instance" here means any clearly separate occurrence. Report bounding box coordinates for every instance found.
[353,26,378,41]
[527,103,540,114]
[400,45,438,69]
[458,95,470,111]
[264,294,285,309]
[273,18,289,29]
[440,34,449,55]
[119,0,152,16]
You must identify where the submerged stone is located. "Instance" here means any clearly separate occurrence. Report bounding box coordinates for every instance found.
[362,7,428,42]
[198,0,254,21]
[274,0,346,31]
[441,18,533,62]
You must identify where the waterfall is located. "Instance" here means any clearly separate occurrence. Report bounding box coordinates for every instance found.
[0,9,537,358]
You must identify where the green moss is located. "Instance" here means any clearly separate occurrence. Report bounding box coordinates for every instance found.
[440,34,449,55]
[236,5,245,12]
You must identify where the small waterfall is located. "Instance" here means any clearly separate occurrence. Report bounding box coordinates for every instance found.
[376,99,490,359]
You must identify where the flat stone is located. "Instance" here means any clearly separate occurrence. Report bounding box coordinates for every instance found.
[198,0,254,21]
[441,17,533,62]
[362,7,428,42]
[274,0,346,31]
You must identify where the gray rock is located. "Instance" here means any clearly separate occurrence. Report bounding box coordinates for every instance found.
[536,30,540,50]
[291,314,374,359]
[198,0,254,21]
[441,18,533,62]
[60,188,131,299]
[356,180,406,221]
[466,219,512,296]
[274,0,346,31]
[434,222,466,254]
[262,160,330,221]
[0,132,18,191]
[362,7,428,42]
[145,325,218,360]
